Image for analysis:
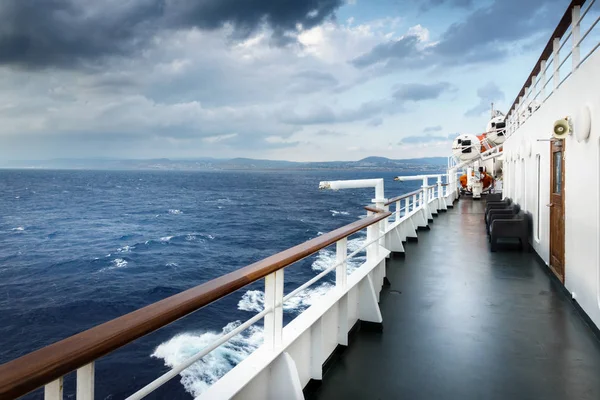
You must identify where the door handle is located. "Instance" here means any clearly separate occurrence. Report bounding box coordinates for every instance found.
[546,203,554,207]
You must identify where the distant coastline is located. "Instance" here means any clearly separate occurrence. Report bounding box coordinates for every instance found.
[0,156,447,172]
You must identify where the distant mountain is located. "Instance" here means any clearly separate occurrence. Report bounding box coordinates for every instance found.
[1,156,447,172]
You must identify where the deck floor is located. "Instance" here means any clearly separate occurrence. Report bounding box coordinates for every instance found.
[309,198,600,400]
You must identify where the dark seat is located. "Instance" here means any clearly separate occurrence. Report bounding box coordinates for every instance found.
[489,210,528,252]
[485,193,502,202]
[484,198,513,224]
[486,203,521,232]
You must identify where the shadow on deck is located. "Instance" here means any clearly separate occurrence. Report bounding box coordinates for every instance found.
[307,198,600,400]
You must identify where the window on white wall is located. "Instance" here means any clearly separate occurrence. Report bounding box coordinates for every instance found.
[536,154,541,242]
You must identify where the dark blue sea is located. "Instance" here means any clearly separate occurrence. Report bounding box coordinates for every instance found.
[0,169,422,399]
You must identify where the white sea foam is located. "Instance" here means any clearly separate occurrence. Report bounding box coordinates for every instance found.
[166,262,179,268]
[11,227,24,231]
[238,282,334,314]
[99,258,128,272]
[117,245,134,253]
[168,209,183,215]
[160,236,174,242]
[112,258,128,268]
[311,236,366,275]
[329,210,350,216]
[152,322,263,397]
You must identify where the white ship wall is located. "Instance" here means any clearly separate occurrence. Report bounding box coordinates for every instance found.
[503,49,600,329]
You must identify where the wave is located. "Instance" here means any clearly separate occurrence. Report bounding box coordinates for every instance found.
[11,227,25,232]
[98,257,128,272]
[185,233,215,241]
[238,282,334,314]
[116,245,134,253]
[329,210,350,216]
[143,233,215,246]
[166,262,179,268]
[112,258,128,268]
[168,209,183,215]
[152,321,263,397]
[312,235,366,275]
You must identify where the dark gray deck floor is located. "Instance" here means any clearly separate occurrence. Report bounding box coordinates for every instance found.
[309,198,600,400]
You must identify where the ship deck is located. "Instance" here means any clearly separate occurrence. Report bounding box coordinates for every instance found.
[308,198,600,400]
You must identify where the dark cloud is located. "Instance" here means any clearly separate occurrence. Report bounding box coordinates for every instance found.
[393,82,451,101]
[352,0,566,70]
[351,35,423,68]
[465,82,504,117]
[0,0,343,68]
[418,0,473,11]
[423,125,442,133]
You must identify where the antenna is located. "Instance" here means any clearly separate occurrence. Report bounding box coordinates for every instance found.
[491,102,494,118]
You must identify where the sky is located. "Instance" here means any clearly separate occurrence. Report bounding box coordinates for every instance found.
[0,0,574,161]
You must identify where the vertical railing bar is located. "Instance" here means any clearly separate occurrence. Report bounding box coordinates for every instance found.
[572,5,581,69]
[553,37,561,90]
[45,377,63,400]
[264,270,284,349]
[77,362,95,400]
[336,238,348,288]
[540,59,547,101]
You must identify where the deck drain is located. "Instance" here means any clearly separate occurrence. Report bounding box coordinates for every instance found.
[389,290,402,295]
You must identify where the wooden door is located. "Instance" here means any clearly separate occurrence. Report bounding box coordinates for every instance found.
[549,140,565,282]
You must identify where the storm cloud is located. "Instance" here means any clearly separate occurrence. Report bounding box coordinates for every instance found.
[0,0,343,68]
[352,0,566,70]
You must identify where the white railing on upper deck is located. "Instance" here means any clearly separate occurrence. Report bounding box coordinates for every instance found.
[507,0,600,135]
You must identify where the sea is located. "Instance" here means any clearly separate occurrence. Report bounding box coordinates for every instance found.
[0,169,424,399]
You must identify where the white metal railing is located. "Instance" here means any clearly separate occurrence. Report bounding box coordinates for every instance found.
[507,1,600,135]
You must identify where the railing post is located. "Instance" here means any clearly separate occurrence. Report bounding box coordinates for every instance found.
[395,200,401,221]
[412,194,417,211]
[421,177,428,220]
[264,270,284,349]
[531,75,537,104]
[366,211,379,263]
[540,59,547,99]
[404,198,409,215]
[45,377,63,400]
[77,363,95,400]
[553,37,560,89]
[335,238,347,289]
[572,5,581,70]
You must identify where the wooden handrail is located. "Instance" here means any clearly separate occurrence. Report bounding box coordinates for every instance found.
[506,0,586,118]
[0,208,391,399]
[384,189,422,206]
